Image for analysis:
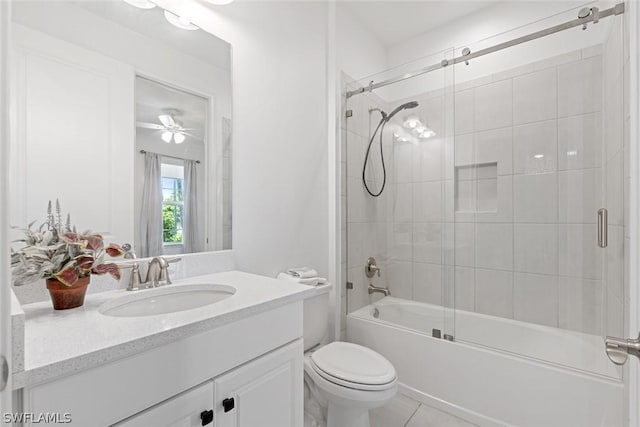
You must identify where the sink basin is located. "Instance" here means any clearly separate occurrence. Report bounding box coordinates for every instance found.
[99,284,236,317]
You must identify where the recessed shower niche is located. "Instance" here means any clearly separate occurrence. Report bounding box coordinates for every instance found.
[455,162,498,213]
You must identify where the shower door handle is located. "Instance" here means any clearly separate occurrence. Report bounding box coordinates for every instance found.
[598,208,608,248]
[605,333,640,365]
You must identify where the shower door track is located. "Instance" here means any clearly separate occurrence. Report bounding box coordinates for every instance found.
[346,2,625,98]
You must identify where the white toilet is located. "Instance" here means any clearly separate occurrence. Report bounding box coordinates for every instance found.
[303,285,398,427]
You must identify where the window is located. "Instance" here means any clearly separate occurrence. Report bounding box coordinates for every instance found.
[161,162,184,245]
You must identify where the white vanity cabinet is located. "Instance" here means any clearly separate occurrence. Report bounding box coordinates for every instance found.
[116,341,302,427]
[19,302,304,427]
[213,339,302,427]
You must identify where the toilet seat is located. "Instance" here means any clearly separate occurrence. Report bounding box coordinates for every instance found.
[309,342,396,391]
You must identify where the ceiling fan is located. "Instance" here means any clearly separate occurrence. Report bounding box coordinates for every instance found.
[136,109,195,144]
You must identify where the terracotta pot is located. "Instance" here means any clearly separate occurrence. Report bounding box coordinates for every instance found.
[46,276,90,310]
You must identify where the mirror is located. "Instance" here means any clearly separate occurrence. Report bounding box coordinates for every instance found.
[9,0,232,258]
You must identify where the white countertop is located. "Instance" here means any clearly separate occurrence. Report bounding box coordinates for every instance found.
[13,271,319,389]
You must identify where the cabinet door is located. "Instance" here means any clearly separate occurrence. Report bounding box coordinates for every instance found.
[214,339,303,427]
[114,381,214,427]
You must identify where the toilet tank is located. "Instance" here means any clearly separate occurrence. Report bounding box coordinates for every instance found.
[303,284,332,351]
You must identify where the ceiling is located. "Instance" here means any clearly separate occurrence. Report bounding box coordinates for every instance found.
[136,77,208,144]
[342,1,502,46]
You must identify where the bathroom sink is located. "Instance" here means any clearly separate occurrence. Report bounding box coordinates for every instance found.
[99,284,236,317]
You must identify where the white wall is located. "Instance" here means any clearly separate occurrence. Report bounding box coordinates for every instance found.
[336,3,388,82]
[0,0,13,406]
[156,0,331,278]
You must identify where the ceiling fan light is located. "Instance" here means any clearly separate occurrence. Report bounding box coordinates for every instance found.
[161,131,173,143]
[174,133,186,144]
[158,114,174,127]
[123,0,156,9]
[164,10,199,31]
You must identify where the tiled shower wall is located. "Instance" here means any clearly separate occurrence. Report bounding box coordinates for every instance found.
[386,88,453,309]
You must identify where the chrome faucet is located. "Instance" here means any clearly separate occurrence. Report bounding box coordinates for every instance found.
[123,256,181,291]
[145,257,181,287]
[368,283,390,297]
[365,257,389,296]
[126,262,144,291]
[115,244,145,291]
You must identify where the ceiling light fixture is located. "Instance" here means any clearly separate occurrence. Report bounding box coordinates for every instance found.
[420,128,436,139]
[400,115,437,140]
[164,10,199,31]
[123,0,157,9]
[160,131,187,144]
[158,114,174,127]
[161,131,173,143]
[173,133,186,144]
[404,116,419,129]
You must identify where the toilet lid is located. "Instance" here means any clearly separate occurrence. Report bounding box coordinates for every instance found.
[310,342,396,386]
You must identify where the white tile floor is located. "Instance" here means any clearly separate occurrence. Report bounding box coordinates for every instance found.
[303,392,478,427]
[370,393,478,427]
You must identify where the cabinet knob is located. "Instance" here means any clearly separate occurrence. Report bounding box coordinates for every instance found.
[200,409,214,426]
[222,397,235,412]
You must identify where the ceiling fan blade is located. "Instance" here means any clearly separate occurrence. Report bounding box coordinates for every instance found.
[137,122,165,130]
[158,114,175,127]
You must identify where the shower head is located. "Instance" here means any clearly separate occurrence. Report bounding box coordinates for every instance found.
[386,101,419,121]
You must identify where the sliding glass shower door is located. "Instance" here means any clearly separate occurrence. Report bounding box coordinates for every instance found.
[450,7,627,380]
[342,48,455,340]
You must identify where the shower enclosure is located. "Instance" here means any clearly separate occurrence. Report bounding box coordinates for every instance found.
[342,3,629,426]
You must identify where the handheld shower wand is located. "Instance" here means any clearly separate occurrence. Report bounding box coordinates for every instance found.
[362,101,419,197]
[386,101,418,121]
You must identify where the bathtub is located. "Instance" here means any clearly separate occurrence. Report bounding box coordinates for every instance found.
[347,297,624,427]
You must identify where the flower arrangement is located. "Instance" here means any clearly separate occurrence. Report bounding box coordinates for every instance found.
[11,200,126,287]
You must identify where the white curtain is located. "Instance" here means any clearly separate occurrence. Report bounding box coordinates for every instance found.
[183,159,202,253]
[139,152,163,257]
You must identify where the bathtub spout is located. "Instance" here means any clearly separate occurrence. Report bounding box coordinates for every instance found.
[368,284,390,296]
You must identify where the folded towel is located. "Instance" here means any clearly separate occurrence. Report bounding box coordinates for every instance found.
[277,272,328,287]
[287,266,318,279]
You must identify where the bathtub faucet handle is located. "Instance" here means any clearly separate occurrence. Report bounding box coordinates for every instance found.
[366,257,381,278]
